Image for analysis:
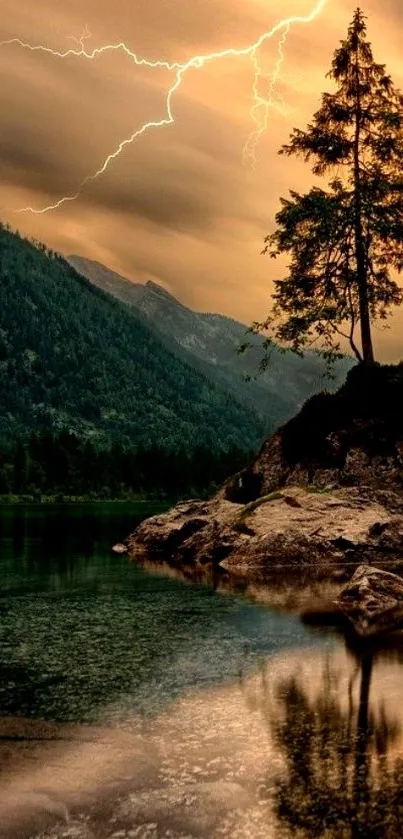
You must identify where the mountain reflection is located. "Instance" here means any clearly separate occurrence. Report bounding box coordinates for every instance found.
[269,643,403,838]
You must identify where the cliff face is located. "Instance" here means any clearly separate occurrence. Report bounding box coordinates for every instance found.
[126,364,403,578]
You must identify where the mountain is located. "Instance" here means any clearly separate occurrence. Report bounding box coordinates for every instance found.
[68,255,354,427]
[0,223,265,451]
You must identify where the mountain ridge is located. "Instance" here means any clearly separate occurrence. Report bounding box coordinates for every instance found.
[67,254,354,429]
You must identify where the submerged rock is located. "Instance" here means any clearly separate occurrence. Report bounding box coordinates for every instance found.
[335,565,403,638]
[112,543,128,555]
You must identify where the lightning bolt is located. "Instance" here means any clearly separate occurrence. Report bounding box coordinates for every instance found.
[66,23,92,49]
[0,0,328,214]
[242,23,291,169]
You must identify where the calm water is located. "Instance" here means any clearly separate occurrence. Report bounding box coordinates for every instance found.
[0,504,403,839]
[0,503,327,725]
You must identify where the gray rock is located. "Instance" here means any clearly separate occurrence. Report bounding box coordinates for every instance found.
[335,565,403,637]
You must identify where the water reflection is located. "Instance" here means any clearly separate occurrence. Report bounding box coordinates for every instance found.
[265,639,403,839]
[0,502,168,591]
[0,640,403,838]
[2,507,403,837]
[137,554,346,615]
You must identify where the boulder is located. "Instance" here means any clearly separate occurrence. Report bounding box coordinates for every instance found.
[335,565,403,638]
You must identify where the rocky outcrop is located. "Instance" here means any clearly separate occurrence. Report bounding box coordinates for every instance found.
[127,487,403,577]
[335,565,403,637]
[127,364,403,579]
[224,363,403,502]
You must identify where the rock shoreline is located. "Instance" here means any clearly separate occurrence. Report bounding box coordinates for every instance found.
[126,365,403,591]
[126,486,403,579]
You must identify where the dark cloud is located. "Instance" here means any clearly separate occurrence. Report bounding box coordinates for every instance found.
[0,0,402,359]
[0,130,72,187]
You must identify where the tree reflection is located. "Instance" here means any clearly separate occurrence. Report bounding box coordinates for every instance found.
[271,647,403,838]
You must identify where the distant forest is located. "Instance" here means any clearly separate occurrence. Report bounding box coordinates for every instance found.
[0,433,253,501]
[0,222,264,452]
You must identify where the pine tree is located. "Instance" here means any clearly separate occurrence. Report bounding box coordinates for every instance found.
[259,8,403,364]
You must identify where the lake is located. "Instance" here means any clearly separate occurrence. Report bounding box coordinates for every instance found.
[0,503,403,838]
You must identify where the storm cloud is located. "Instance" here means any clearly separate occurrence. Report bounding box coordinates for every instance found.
[0,0,402,358]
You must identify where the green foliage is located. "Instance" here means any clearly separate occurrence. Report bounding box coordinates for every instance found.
[259,8,403,365]
[0,432,254,501]
[0,222,264,451]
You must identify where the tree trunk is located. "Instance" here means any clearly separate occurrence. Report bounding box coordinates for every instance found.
[355,211,374,364]
[353,37,375,364]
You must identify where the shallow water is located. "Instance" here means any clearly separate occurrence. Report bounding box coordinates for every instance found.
[1,504,403,838]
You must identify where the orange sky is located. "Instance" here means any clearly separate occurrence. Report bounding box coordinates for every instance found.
[0,0,402,359]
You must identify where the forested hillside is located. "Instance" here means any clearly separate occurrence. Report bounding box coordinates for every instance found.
[0,223,264,451]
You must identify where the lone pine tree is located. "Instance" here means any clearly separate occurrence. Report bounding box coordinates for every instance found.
[258,8,403,365]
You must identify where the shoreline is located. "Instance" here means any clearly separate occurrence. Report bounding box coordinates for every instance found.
[0,495,175,506]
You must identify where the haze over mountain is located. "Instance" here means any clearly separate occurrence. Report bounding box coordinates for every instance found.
[68,255,354,428]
